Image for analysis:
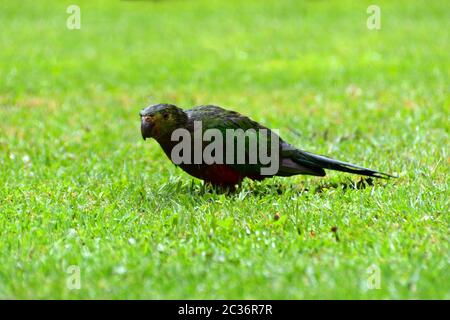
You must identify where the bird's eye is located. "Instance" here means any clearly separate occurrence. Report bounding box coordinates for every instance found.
[144,116,153,123]
[163,113,169,119]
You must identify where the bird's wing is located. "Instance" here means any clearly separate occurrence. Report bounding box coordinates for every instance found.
[187,105,279,176]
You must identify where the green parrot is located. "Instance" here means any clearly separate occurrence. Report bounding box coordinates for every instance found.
[140,103,394,187]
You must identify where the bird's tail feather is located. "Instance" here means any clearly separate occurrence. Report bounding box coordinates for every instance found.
[293,150,396,179]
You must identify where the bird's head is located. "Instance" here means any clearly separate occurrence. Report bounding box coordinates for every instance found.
[140,103,188,141]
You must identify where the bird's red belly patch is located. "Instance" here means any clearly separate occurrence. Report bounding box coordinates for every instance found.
[203,164,243,185]
[180,163,243,186]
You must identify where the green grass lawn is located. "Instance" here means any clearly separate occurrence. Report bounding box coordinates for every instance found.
[0,0,448,299]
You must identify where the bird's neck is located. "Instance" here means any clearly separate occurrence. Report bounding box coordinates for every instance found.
[154,115,191,162]
[156,137,179,161]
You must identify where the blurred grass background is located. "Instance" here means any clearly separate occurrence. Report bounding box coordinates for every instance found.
[0,0,448,299]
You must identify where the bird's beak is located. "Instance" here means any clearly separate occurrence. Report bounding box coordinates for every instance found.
[141,116,153,140]
[141,125,146,140]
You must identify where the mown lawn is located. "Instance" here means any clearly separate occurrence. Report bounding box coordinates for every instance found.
[0,0,448,299]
